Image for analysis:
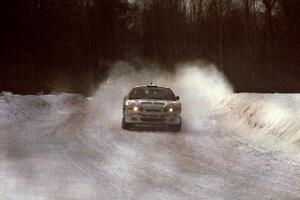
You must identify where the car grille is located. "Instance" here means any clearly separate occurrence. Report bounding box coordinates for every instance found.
[145,109,161,112]
[142,114,165,118]
[141,102,165,105]
[141,118,166,123]
[141,102,152,105]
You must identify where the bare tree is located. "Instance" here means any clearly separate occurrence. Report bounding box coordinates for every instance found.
[218,0,224,71]
[262,0,277,50]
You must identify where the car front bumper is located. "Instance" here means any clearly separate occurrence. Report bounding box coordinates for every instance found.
[124,112,181,125]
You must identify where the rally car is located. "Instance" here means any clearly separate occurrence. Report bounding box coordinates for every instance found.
[122,84,182,131]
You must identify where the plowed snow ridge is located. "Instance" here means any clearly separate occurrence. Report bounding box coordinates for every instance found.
[218,93,300,158]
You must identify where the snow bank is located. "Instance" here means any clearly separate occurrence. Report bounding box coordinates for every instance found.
[219,93,300,157]
[0,93,87,126]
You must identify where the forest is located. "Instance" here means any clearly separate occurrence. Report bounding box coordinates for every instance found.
[1,0,299,95]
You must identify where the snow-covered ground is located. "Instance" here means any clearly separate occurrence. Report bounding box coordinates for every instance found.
[0,91,300,200]
[0,64,300,199]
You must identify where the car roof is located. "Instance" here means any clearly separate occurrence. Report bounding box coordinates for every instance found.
[132,84,170,89]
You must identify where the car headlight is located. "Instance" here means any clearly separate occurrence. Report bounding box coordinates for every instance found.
[125,101,141,111]
[128,105,142,112]
[133,106,139,112]
[164,106,177,113]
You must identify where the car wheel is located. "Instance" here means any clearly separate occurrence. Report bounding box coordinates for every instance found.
[122,117,133,130]
[171,124,181,132]
[169,119,181,132]
[172,118,182,132]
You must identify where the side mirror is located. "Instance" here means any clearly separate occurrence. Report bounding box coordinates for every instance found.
[176,96,180,101]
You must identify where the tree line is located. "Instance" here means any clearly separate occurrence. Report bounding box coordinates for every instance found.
[1,0,299,95]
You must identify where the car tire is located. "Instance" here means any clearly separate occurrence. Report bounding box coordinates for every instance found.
[122,117,133,130]
[171,124,181,132]
[169,119,181,132]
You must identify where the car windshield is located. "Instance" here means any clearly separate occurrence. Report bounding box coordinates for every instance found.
[129,87,176,100]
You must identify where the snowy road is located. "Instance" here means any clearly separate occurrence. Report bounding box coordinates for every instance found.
[0,93,300,200]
